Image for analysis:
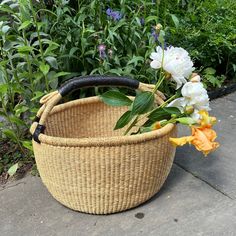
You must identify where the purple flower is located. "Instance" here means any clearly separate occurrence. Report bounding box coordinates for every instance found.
[106,8,112,16]
[98,44,107,59]
[151,28,159,42]
[106,8,122,21]
[140,18,145,26]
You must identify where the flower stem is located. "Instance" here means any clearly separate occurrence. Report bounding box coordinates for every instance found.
[124,116,139,135]
[159,94,178,108]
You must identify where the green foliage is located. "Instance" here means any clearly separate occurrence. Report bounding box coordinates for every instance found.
[148,107,181,121]
[100,90,132,106]
[131,91,154,115]
[7,162,18,176]
[162,0,236,87]
[0,0,70,172]
[114,110,133,130]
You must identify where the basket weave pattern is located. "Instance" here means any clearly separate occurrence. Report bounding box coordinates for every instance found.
[33,97,177,214]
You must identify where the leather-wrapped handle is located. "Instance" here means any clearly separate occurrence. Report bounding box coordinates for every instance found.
[58,76,139,97]
[31,76,165,143]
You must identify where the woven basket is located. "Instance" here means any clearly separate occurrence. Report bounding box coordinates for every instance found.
[30,76,177,214]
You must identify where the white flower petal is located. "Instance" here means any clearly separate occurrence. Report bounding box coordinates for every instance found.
[151,46,194,89]
[191,110,201,122]
[150,60,161,69]
[167,97,187,112]
[150,52,160,60]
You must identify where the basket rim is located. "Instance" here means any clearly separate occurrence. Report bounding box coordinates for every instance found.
[35,96,176,147]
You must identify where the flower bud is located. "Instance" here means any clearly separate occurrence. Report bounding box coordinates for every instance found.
[210,116,217,125]
[108,49,113,57]
[190,73,201,83]
[151,121,162,130]
[154,23,163,32]
[164,71,171,80]
[184,105,194,115]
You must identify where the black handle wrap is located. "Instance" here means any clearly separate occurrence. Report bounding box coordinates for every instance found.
[58,75,139,97]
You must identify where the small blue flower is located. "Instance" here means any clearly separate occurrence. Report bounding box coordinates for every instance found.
[106,8,122,21]
[106,8,112,16]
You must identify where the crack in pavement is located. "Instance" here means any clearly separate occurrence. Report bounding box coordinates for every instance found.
[0,181,26,192]
[174,162,234,200]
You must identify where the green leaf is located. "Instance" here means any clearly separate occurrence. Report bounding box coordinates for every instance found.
[148,107,181,122]
[39,63,50,76]
[100,91,132,107]
[22,141,33,151]
[148,108,171,121]
[18,20,32,30]
[140,126,153,133]
[2,25,10,34]
[14,105,29,117]
[0,5,15,15]
[203,67,216,75]
[114,111,133,130]
[0,84,8,94]
[3,129,18,142]
[45,56,58,69]
[127,56,144,67]
[17,46,34,53]
[170,14,179,28]
[176,117,196,125]
[31,91,44,101]
[44,42,60,56]
[158,30,165,45]
[232,64,236,72]
[54,72,71,78]
[131,91,154,115]
[163,107,182,115]
[7,163,18,177]
[145,16,158,24]
[9,116,25,126]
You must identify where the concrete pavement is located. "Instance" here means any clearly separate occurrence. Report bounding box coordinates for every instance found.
[0,92,236,236]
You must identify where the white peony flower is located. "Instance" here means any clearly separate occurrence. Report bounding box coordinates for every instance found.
[167,76,210,121]
[150,46,194,89]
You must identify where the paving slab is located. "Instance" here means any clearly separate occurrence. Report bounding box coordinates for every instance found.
[175,92,236,199]
[1,93,236,235]
[0,164,235,236]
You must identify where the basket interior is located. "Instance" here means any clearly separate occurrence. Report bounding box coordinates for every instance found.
[45,98,128,139]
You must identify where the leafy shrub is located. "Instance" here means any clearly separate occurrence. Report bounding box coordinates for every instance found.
[161,0,236,88]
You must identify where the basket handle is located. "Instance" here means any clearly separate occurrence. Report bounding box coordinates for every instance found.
[30,75,165,143]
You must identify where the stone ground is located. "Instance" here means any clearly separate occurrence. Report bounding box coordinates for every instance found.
[1,92,236,236]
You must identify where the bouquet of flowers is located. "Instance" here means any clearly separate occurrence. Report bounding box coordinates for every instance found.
[100,44,219,156]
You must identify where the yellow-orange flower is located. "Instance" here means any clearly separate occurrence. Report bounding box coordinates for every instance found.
[169,110,219,156]
[170,126,219,156]
[152,121,162,130]
[198,110,217,127]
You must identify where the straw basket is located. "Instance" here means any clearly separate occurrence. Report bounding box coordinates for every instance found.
[30,76,177,214]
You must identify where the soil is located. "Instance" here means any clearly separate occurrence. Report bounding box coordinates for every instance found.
[0,140,34,186]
